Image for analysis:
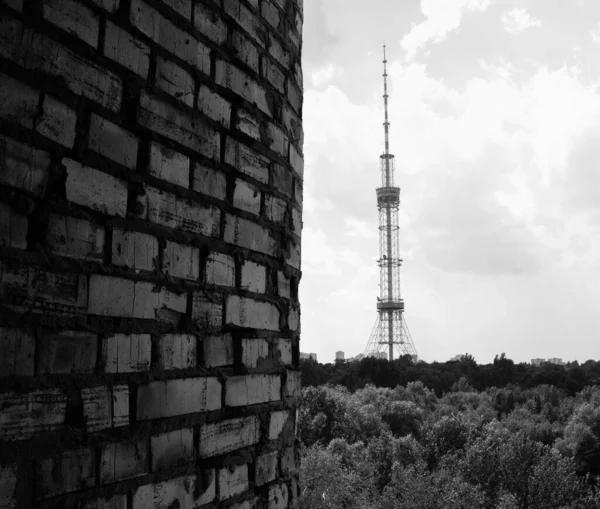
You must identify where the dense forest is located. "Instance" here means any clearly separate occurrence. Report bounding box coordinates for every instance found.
[298,355,600,509]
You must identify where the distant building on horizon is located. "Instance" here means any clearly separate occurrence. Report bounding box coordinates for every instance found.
[336,351,345,361]
[531,358,566,366]
[300,352,318,361]
[347,353,365,363]
[531,358,545,366]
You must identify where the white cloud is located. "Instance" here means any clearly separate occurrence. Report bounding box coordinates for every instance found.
[502,8,542,35]
[591,22,600,45]
[310,64,341,87]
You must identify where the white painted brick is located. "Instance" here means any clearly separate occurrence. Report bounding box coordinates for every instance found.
[215,60,272,116]
[0,390,66,440]
[0,72,38,128]
[234,179,261,215]
[156,57,194,107]
[268,410,289,440]
[158,334,196,369]
[132,472,215,509]
[149,142,190,188]
[192,294,223,329]
[0,464,17,509]
[225,138,270,183]
[37,330,97,374]
[43,0,99,47]
[203,334,233,367]
[112,229,158,271]
[136,185,220,236]
[89,114,138,169]
[224,215,278,256]
[256,452,277,486]
[101,441,147,483]
[241,338,269,368]
[206,253,235,287]
[102,334,152,373]
[65,159,127,217]
[277,272,290,298]
[104,21,150,77]
[151,428,194,471]
[284,370,301,399]
[37,448,95,497]
[112,385,129,427]
[82,386,111,432]
[0,328,35,376]
[266,195,287,223]
[225,375,280,407]
[36,95,77,147]
[136,377,221,419]
[192,163,227,200]
[0,135,50,197]
[0,202,27,249]
[241,261,266,293]
[226,295,280,331]
[199,416,260,458]
[219,464,248,499]
[289,307,299,331]
[198,85,231,127]
[193,3,227,44]
[46,214,105,261]
[268,483,289,509]
[163,241,200,280]
[274,338,292,365]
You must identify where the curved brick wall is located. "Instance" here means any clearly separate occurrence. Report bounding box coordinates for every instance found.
[0,0,303,507]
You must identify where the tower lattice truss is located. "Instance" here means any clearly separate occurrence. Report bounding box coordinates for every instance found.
[364,46,418,362]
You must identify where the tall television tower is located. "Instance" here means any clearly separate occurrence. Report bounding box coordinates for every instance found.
[364,45,418,362]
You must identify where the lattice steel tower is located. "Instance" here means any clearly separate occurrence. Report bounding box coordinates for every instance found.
[364,45,418,362]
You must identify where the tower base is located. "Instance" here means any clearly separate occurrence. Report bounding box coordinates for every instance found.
[365,311,418,361]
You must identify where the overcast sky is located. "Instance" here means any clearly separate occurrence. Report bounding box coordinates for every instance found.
[298,0,600,365]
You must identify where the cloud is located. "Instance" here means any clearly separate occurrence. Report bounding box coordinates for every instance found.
[310,64,343,87]
[502,8,542,35]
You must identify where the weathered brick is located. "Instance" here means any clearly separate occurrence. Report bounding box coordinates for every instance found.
[268,410,289,440]
[241,261,266,293]
[46,214,105,261]
[0,464,17,509]
[149,142,190,188]
[199,416,260,458]
[136,377,221,419]
[156,57,194,107]
[289,307,299,331]
[113,385,129,427]
[0,17,22,61]
[272,163,293,197]
[206,252,235,287]
[88,114,138,169]
[230,498,259,509]
[162,0,191,19]
[43,0,99,47]
[226,295,279,330]
[82,386,111,432]
[104,21,150,77]
[284,370,300,399]
[91,0,119,11]
[36,448,95,498]
[203,334,233,367]
[262,57,285,93]
[36,95,77,147]
[261,1,281,31]
[81,495,127,509]
[288,81,302,114]
[192,163,227,200]
[133,473,215,509]
[268,483,289,509]
[65,159,128,217]
[151,428,193,471]
[265,122,289,157]
[268,36,289,68]
[102,334,152,373]
[0,328,35,376]
[101,441,147,483]
[216,60,272,116]
[112,229,158,271]
[225,138,270,183]
[241,338,269,368]
[292,207,302,234]
[157,334,196,369]
[232,30,258,72]
[255,452,277,486]
[223,0,267,47]
[0,73,38,128]
[282,105,303,147]
[235,108,260,140]
[191,293,223,328]
[0,135,50,197]
[197,85,231,127]
[163,241,200,280]
[277,271,290,298]
[280,446,298,477]
[274,338,292,365]
[37,330,97,374]
[234,179,261,215]
[265,195,287,223]
[289,143,303,179]
[225,374,280,406]
[285,240,300,270]
[293,178,303,207]
[0,390,66,440]
[219,464,248,499]
[224,215,278,256]
[193,3,227,44]
[0,202,27,249]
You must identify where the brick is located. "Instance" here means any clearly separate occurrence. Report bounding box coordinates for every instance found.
[282,105,303,147]
[277,272,290,298]
[37,330,97,374]
[268,410,289,440]
[203,334,233,367]
[0,18,22,61]
[18,31,122,111]
[265,123,289,157]
[289,306,299,330]
[232,30,259,72]
[234,179,261,215]
[292,207,301,234]
[157,334,196,369]
[101,441,147,483]
[149,142,190,188]
[136,186,220,236]
[272,163,293,197]
[112,229,158,271]
[191,293,223,328]
[219,464,248,499]
[268,36,289,68]
[36,448,95,498]
[130,0,209,72]
[284,370,300,399]
[285,240,300,270]
[268,483,289,509]
[112,385,129,427]
[199,416,260,458]
[289,143,303,179]
[197,85,231,127]
[261,1,281,30]
[193,3,227,44]
[133,473,215,509]
[262,57,285,93]
[89,114,138,169]
[65,159,128,217]
[0,465,17,509]
[136,377,221,419]
[0,328,35,376]
[82,495,126,509]
[293,179,302,207]
[0,390,66,440]
[224,215,278,256]
[241,261,266,293]
[226,295,280,330]
[156,57,194,107]
[288,81,302,114]
[104,21,150,77]
[43,0,99,47]
[241,338,269,368]
[91,0,119,11]
[0,135,50,197]
[235,108,260,140]
[225,138,270,183]
[138,92,219,159]
[280,446,298,477]
[192,163,227,200]
[206,252,235,287]
[223,0,267,47]
[225,374,280,406]
[46,214,105,261]
[230,498,259,509]
[162,0,191,19]
[256,452,277,486]
[0,73,38,128]
[102,334,152,373]
[151,428,193,471]
[265,195,287,223]
[82,386,111,432]
[36,95,77,147]
[163,241,200,280]
[274,338,292,365]
[216,60,272,116]
[0,202,27,249]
